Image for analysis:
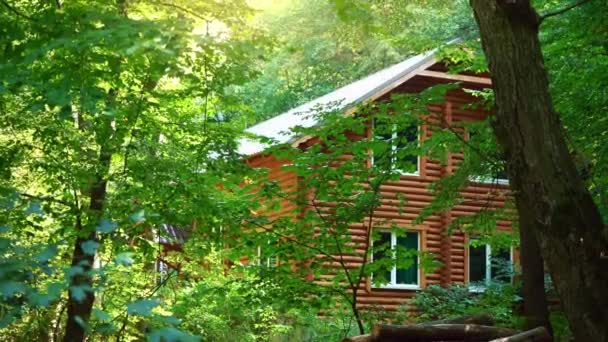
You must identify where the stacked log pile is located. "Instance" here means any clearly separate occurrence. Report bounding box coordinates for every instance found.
[343,315,551,342]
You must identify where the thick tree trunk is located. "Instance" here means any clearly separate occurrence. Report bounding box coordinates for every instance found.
[469,1,608,341]
[519,214,551,334]
[63,149,111,342]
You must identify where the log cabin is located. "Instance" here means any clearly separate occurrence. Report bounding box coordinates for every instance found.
[237,49,517,313]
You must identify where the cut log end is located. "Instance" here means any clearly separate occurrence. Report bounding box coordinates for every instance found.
[342,334,372,342]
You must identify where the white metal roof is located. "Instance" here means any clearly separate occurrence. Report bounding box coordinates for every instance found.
[238,50,436,156]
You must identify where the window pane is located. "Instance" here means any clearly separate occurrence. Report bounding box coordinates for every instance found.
[491,248,511,282]
[396,232,418,285]
[259,242,278,268]
[373,120,393,169]
[395,124,418,173]
[469,244,487,283]
[373,232,392,283]
[468,130,506,181]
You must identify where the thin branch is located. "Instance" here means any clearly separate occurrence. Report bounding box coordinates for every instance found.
[18,192,74,208]
[430,114,500,169]
[156,2,209,21]
[310,196,357,291]
[244,218,338,262]
[539,0,593,23]
[0,0,35,21]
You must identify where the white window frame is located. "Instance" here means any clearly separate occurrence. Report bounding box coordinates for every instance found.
[256,245,278,268]
[371,119,420,176]
[372,230,421,290]
[469,175,509,186]
[467,243,513,292]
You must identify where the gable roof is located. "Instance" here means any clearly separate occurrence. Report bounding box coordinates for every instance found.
[238,50,437,156]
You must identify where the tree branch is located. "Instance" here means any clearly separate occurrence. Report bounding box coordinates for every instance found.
[244,218,337,263]
[0,0,34,21]
[539,0,593,23]
[156,2,209,21]
[19,192,74,208]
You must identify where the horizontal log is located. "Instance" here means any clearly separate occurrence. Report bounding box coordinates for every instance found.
[419,314,495,327]
[372,324,518,341]
[489,327,551,342]
[343,335,372,342]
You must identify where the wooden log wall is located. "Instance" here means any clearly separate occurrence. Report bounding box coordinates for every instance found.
[246,67,514,314]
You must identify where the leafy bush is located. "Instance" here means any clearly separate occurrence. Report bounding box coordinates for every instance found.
[410,283,522,327]
[550,311,573,342]
[168,251,360,342]
[409,285,473,321]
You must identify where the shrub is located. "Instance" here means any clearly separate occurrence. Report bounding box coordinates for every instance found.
[409,284,474,321]
[409,282,522,327]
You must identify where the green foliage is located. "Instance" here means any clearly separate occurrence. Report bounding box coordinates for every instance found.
[409,285,473,321]
[169,252,358,341]
[410,283,522,328]
[549,311,573,342]
[0,0,264,339]
[538,0,608,222]
[240,0,475,124]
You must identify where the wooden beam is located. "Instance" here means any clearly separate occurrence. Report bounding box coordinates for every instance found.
[418,70,492,86]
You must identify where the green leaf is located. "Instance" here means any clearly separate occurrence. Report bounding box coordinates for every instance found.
[35,245,58,262]
[74,315,89,330]
[66,266,85,279]
[70,285,90,302]
[25,202,43,215]
[129,210,145,223]
[93,308,112,322]
[80,240,100,255]
[28,292,54,307]
[114,252,134,266]
[127,299,160,316]
[96,219,117,233]
[0,192,18,209]
[0,281,26,297]
[147,327,199,342]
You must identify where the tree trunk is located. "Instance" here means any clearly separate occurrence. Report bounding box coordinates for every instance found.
[469,1,608,341]
[519,214,551,334]
[63,148,111,342]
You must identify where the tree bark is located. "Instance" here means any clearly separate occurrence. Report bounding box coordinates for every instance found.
[469,1,608,341]
[63,148,111,342]
[519,214,551,334]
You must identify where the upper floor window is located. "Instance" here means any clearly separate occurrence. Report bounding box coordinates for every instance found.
[372,230,420,289]
[372,118,419,175]
[467,130,508,184]
[468,239,512,291]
